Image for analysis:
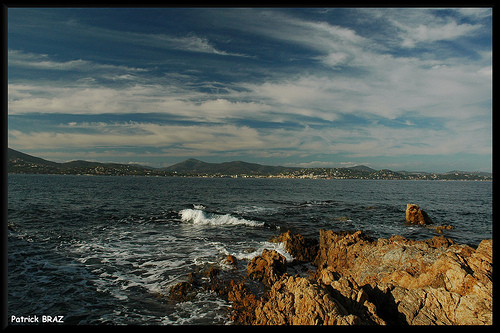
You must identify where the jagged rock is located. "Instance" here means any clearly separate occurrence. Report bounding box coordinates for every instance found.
[427,224,454,234]
[172,230,492,325]
[316,270,386,325]
[224,254,237,267]
[253,275,361,325]
[406,204,433,225]
[313,230,492,325]
[247,249,287,286]
[169,281,195,301]
[227,280,260,324]
[269,230,318,262]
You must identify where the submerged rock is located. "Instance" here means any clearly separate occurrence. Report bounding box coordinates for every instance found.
[169,281,195,302]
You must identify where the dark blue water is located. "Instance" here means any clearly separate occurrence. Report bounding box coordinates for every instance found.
[7,174,492,324]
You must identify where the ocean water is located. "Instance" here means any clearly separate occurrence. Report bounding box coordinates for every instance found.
[7,174,492,325]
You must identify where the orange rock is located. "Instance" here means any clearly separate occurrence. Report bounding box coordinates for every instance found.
[247,249,287,286]
[254,276,361,325]
[269,230,318,262]
[406,204,433,225]
[313,229,492,324]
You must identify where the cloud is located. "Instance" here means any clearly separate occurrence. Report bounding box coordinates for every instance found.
[8,109,491,164]
[62,18,252,58]
[283,160,370,168]
[7,8,491,170]
[359,8,488,49]
[395,20,482,48]
[8,122,293,153]
[8,49,148,72]
[149,33,251,57]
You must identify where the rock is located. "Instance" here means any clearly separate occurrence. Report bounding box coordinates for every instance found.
[389,284,492,325]
[247,249,287,286]
[205,266,219,280]
[227,280,260,324]
[253,275,361,325]
[173,229,492,325]
[427,224,454,234]
[406,204,432,225]
[169,281,195,301]
[269,230,318,262]
[316,271,386,325]
[313,230,374,273]
[313,229,492,325]
[224,254,237,266]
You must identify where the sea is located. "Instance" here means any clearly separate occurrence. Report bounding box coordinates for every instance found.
[7,174,492,325]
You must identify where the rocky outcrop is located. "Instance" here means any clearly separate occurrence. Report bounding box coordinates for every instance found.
[406,204,432,225]
[313,230,492,325]
[247,249,287,286]
[269,230,318,262]
[169,230,492,325]
[169,281,196,302]
[253,275,361,325]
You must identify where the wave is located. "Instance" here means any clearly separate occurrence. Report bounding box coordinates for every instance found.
[179,209,264,227]
[231,241,294,263]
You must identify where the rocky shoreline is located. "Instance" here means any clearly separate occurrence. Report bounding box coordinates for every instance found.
[169,226,492,325]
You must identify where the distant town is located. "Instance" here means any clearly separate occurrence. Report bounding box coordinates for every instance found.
[8,148,492,181]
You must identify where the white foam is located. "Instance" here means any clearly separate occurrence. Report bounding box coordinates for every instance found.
[233,205,279,215]
[179,209,264,227]
[232,241,294,263]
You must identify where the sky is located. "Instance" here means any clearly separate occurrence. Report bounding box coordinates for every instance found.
[8,7,492,172]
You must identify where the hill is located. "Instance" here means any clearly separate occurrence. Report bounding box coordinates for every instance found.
[347,165,376,172]
[162,158,299,175]
[7,148,492,180]
[7,148,161,176]
[8,148,58,166]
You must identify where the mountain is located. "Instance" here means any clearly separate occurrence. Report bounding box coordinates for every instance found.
[7,148,492,180]
[7,148,160,176]
[8,148,58,166]
[163,158,299,175]
[444,170,493,178]
[347,165,376,172]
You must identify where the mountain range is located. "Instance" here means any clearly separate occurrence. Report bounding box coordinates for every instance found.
[7,148,492,180]
[162,158,300,175]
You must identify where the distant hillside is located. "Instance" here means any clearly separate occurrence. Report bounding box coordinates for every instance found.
[8,148,58,166]
[347,165,376,172]
[163,158,299,175]
[7,148,491,180]
[7,148,161,176]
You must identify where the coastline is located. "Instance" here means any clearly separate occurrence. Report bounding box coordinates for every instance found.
[170,229,492,325]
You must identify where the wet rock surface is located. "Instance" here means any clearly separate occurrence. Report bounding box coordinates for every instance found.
[169,229,492,325]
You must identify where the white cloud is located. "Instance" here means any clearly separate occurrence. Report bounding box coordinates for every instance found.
[58,19,251,58]
[8,122,297,155]
[7,9,491,169]
[396,21,482,48]
[283,160,370,168]
[8,49,148,72]
[150,33,250,57]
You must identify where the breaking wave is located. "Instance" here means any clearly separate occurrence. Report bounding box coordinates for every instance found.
[179,209,265,227]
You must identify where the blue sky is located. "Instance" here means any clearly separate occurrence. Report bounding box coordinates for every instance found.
[8,8,492,172]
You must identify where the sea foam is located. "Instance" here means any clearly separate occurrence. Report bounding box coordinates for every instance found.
[179,209,264,227]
